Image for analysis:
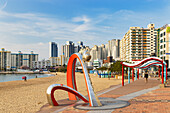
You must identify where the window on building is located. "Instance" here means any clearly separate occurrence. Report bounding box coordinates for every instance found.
[160,33,163,37]
[164,32,166,36]
[160,45,163,49]
[164,44,166,48]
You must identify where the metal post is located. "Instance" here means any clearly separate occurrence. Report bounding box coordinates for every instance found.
[132,68,134,82]
[137,69,139,79]
[162,63,164,84]
[128,67,130,84]
[135,68,137,81]
[166,64,168,80]
[164,64,166,83]
[158,66,160,77]
[122,65,124,86]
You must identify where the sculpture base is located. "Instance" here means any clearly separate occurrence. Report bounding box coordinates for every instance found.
[74,97,129,110]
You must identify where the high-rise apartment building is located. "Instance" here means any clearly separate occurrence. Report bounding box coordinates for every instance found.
[0,48,38,70]
[89,44,108,62]
[11,51,38,69]
[62,41,75,57]
[32,59,50,69]
[0,48,11,70]
[120,23,157,62]
[49,55,69,66]
[158,24,170,68]
[49,42,58,57]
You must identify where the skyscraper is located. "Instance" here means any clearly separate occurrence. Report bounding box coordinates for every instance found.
[120,23,157,62]
[108,39,120,60]
[62,41,75,57]
[49,42,58,58]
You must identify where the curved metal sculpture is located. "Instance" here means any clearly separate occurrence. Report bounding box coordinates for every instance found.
[47,52,101,107]
[67,53,101,107]
[47,84,88,106]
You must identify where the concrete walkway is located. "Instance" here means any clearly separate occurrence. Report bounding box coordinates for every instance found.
[38,78,162,113]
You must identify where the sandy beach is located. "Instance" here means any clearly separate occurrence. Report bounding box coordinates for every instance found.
[0,72,123,113]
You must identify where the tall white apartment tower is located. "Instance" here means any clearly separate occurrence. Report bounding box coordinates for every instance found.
[159,24,170,68]
[120,23,157,62]
[0,48,11,70]
[62,41,75,57]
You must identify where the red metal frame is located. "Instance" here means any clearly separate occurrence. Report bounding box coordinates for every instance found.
[137,69,139,79]
[122,65,124,86]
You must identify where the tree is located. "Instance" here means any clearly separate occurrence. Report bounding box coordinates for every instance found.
[110,61,122,73]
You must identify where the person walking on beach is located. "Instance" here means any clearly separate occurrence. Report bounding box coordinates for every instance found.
[145,71,148,83]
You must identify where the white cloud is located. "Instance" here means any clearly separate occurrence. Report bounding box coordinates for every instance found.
[72,16,92,32]
[72,15,90,23]
[0,0,7,10]
[1,3,170,60]
[0,11,104,59]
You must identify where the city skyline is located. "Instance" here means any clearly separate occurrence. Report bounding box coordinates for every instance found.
[0,0,170,59]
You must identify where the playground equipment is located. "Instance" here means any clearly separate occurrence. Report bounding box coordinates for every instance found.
[121,57,167,86]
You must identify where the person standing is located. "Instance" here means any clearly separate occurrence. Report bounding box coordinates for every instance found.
[145,71,148,83]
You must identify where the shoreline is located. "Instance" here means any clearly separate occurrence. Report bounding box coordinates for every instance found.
[0,72,123,113]
[0,71,45,74]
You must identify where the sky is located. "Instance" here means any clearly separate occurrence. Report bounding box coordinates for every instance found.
[0,0,170,60]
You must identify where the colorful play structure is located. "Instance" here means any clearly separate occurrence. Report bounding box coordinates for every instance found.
[46,51,101,107]
[121,57,168,86]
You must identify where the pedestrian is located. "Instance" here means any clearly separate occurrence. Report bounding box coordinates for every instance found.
[145,70,148,83]
[22,76,27,81]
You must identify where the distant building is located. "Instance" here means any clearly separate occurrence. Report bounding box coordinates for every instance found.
[11,51,38,69]
[61,41,75,57]
[61,41,87,57]
[49,55,69,66]
[93,59,103,69]
[0,48,38,70]
[108,39,120,60]
[0,48,11,70]
[49,42,58,57]
[32,59,50,69]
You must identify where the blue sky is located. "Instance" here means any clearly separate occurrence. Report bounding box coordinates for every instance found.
[0,0,170,59]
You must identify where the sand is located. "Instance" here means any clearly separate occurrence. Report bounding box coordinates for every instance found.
[0,72,123,113]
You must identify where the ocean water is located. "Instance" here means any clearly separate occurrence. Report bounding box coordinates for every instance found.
[0,74,54,82]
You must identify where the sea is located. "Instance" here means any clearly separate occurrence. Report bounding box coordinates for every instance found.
[0,74,54,82]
